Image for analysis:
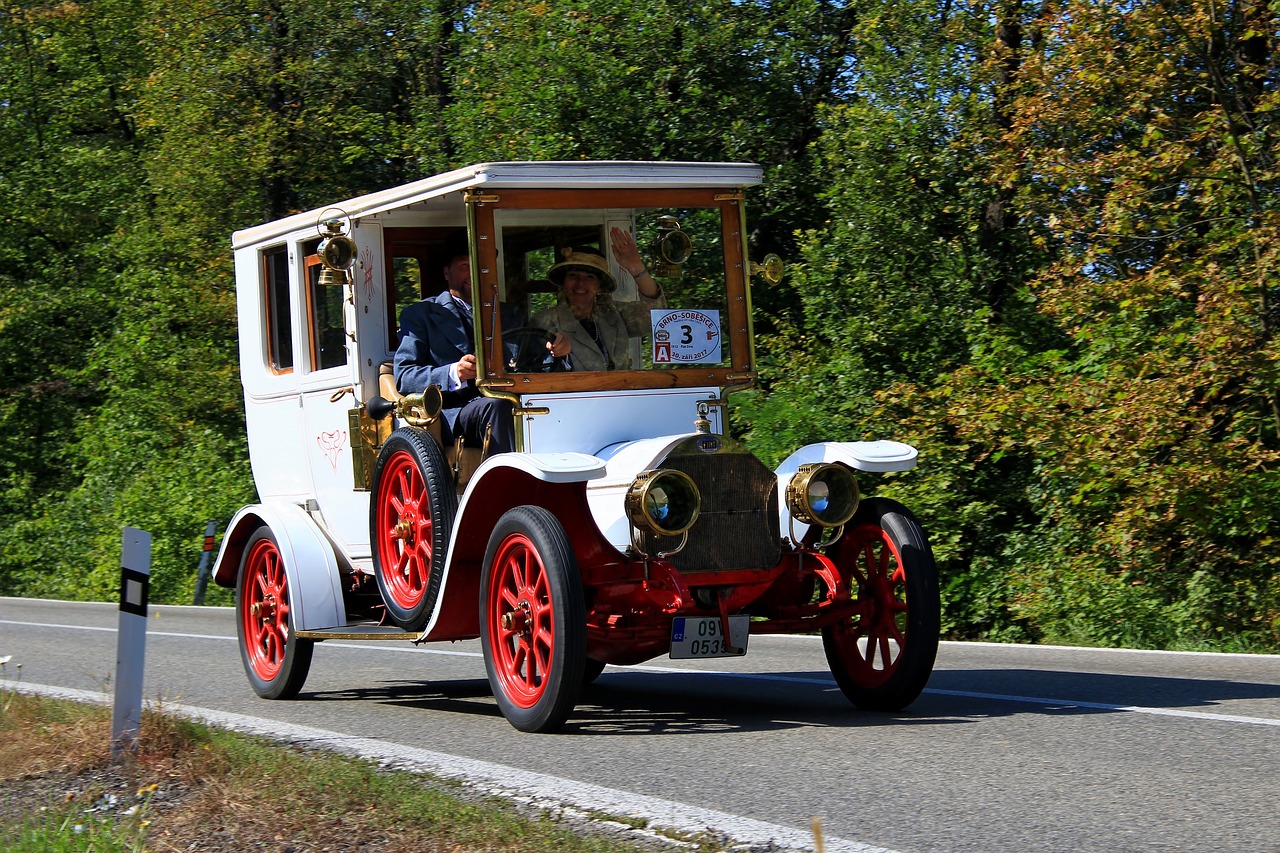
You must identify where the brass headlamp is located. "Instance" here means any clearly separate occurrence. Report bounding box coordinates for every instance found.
[626,469,701,537]
[786,463,859,528]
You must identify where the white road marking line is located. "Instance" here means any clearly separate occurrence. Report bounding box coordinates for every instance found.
[924,687,1280,727]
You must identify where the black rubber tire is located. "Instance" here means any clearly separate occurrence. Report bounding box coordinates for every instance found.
[821,498,940,711]
[582,658,607,685]
[480,506,586,732]
[370,426,457,631]
[235,526,314,700]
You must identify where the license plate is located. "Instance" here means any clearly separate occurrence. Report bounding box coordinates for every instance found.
[669,616,749,659]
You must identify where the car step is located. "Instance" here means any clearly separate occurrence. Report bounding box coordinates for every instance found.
[295,623,420,641]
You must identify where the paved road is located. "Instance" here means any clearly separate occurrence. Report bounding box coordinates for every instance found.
[3,596,1279,852]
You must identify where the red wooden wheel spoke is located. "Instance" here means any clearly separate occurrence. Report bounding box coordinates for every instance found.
[829,526,908,682]
[488,534,557,705]
[242,538,291,681]
[480,507,586,731]
[851,544,873,587]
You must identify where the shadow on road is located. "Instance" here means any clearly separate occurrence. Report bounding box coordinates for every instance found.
[293,665,1280,734]
[920,667,1280,716]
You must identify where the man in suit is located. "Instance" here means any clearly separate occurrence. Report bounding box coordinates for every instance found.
[393,235,517,454]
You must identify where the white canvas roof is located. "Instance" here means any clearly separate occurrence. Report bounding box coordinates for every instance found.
[231,160,763,250]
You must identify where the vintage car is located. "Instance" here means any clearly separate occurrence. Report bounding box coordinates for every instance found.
[212,161,940,732]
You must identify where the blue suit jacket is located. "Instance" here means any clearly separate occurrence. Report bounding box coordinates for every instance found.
[392,291,522,430]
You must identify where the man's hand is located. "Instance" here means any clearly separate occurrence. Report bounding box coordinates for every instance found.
[456,353,478,382]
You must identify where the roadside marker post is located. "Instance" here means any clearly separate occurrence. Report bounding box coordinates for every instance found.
[192,520,217,605]
[112,526,152,760]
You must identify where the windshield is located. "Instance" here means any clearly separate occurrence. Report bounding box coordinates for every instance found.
[476,189,751,390]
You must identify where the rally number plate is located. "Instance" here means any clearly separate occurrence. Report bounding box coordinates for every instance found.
[669,615,749,659]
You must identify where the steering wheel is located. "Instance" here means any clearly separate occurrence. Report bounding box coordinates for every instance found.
[502,326,567,373]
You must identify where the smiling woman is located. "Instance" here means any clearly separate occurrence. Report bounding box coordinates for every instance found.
[532,230,667,372]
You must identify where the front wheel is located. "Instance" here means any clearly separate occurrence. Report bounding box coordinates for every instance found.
[236,526,314,699]
[480,506,586,732]
[822,498,939,711]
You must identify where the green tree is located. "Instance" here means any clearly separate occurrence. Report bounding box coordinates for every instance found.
[1002,0,1280,648]
[738,0,1052,640]
[904,0,1280,648]
[0,0,152,596]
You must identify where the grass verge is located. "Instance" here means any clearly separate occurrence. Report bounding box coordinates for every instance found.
[0,689,704,853]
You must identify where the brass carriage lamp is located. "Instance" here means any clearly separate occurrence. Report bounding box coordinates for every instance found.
[316,213,358,286]
[650,216,692,278]
[750,254,785,285]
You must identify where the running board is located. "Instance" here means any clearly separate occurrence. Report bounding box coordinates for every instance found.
[296,624,419,641]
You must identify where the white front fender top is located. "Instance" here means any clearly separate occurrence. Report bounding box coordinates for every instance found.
[211,502,346,632]
[775,440,919,477]
[417,451,608,643]
[774,440,919,540]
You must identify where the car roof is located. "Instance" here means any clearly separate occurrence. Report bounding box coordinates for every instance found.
[231,160,764,250]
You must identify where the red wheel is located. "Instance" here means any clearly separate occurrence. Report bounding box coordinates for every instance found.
[370,427,456,630]
[822,498,939,710]
[236,526,313,699]
[481,506,585,732]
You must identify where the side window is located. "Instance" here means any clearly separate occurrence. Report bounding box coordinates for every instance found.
[384,228,451,346]
[264,246,293,373]
[304,253,348,371]
[391,256,423,336]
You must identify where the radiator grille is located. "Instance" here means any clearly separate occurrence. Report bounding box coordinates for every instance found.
[643,440,781,572]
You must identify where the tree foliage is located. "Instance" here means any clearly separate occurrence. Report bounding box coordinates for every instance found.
[0,0,1276,650]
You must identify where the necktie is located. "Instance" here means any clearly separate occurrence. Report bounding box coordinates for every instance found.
[453,297,474,349]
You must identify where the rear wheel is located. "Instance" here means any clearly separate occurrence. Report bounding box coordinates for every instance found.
[481,506,586,732]
[370,427,457,630]
[236,527,314,699]
[822,498,939,711]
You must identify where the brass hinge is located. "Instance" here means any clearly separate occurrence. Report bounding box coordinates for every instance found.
[465,191,501,204]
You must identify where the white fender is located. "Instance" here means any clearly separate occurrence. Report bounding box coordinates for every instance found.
[588,433,709,545]
[210,501,346,631]
[592,434,700,482]
[773,440,919,540]
[465,451,608,491]
[417,452,607,642]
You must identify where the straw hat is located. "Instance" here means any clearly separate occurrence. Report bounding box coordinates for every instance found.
[547,247,616,293]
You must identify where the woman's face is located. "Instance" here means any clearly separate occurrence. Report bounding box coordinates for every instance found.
[563,269,601,316]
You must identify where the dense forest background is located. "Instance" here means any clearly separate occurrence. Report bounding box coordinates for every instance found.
[1,0,1276,651]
